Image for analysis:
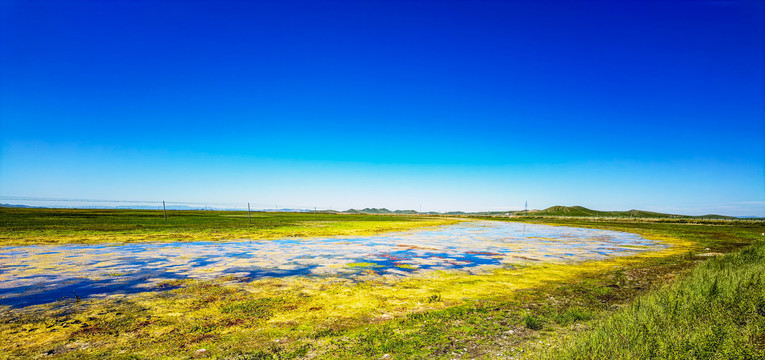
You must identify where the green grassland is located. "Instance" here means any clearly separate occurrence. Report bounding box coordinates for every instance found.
[0,209,763,359]
[539,238,765,359]
[0,207,461,245]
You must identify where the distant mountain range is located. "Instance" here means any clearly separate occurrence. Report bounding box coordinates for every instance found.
[0,203,40,208]
[341,205,752,219]
[344,208,419,214]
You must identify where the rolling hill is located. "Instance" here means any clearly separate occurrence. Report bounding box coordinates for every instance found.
[529,206,738,219]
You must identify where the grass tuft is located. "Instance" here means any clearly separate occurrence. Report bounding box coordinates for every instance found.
[524,314,543,330]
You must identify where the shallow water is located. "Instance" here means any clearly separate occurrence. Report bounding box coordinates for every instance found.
[0,221,663,307]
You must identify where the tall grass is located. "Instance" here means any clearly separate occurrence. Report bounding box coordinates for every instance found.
[539,241,765,359]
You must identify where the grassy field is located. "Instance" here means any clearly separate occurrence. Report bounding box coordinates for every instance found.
[498,218,765,359]
[0,210,763,359]
[0,207,461,245]
[539,238,765,359]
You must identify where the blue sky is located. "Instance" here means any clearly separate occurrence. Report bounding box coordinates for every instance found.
[1,0,763,216]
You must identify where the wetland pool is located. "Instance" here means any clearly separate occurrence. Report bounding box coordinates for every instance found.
[0,221,664,307]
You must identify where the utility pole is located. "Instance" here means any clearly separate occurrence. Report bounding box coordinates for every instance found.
[163,201,167,221]
[248,202,251,223]
[524,201,528,216]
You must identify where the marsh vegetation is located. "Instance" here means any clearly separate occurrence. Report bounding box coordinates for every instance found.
[0,209,763,359]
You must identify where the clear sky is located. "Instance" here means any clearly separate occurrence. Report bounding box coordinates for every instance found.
[1,0,763,216]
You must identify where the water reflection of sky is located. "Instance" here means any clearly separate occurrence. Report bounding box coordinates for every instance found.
[0,221,663,307]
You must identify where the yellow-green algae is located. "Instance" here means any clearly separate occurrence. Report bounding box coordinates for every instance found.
[0,223,697,359]
[344,262,382,268]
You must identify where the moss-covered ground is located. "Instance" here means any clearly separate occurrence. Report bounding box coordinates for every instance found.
[0,211,763,359]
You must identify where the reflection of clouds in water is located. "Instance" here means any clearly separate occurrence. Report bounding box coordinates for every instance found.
[0,221,664,307]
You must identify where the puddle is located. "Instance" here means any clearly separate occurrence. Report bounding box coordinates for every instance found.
[0,221,663,307]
